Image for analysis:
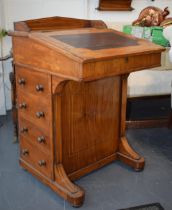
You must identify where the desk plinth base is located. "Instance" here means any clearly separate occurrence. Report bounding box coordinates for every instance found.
[20,140,144,207]
[19,136,144,207]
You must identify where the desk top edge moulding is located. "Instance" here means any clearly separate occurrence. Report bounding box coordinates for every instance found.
[9,16,164,207]
[97,0,134,11]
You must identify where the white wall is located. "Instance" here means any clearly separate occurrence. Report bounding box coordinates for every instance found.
[4,0,88,29]
[88,0,172,22]
[1,0,88,113]
[1,0,172,111]
[4,0,172,28]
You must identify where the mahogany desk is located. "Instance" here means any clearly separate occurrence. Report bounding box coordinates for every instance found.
[10,25,164,207]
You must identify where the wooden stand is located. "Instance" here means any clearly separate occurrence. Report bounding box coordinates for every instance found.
[10,17,164,207]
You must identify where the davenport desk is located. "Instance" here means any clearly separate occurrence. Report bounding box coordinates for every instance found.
[10,17,164,207]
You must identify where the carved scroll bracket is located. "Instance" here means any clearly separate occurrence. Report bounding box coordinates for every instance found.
[52,76,69,95]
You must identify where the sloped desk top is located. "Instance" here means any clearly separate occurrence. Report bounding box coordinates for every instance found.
[11,28,164,81]
[28,28,163,61]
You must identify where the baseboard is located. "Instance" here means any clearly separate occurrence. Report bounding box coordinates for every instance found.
[126,95,171,128]
[126,119,168,129]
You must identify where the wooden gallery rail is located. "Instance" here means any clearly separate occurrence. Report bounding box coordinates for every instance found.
[9,16,164,207]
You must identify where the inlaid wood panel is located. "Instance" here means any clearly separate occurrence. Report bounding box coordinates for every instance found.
[55,76,121,175]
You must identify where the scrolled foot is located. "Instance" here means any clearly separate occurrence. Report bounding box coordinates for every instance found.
[117,137,145,171]
[55,164,85,207]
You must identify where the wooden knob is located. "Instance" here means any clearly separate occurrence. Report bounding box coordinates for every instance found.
[36,112,44,118]
[36,84,44,92]
[22,149,29,156]
[37,136,45,143]
[38,160,46,166]
[18,78,25,85]
[20,127,28,133]
[19,102,27,109]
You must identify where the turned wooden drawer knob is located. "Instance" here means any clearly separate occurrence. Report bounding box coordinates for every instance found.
[37,136,45,143]
[18,78,26,85]
[38,160,46,167]
[36,84,44,92]
[19,102,27,109]
[20,127,28,133]
[36,112,44,118]
[22,149,29,156]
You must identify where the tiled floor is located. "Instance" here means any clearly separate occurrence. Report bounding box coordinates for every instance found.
[0,113,172,210]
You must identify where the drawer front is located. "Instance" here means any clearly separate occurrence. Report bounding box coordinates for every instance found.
[20,140,52,178]
[120,53,161,72]
[17,91,51,131]
[16,66,51,98]
[19,118,51,153]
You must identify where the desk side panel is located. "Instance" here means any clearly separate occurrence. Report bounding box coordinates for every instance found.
[12,36,82,80]
[56,77,121,177]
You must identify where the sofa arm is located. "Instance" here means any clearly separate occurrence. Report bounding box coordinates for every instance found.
[163,26,172,63]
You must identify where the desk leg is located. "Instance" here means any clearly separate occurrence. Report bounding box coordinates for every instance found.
[19,160,84,207]
[117,75,145,171]
[54,164,84,207]
[53,77,85,207]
